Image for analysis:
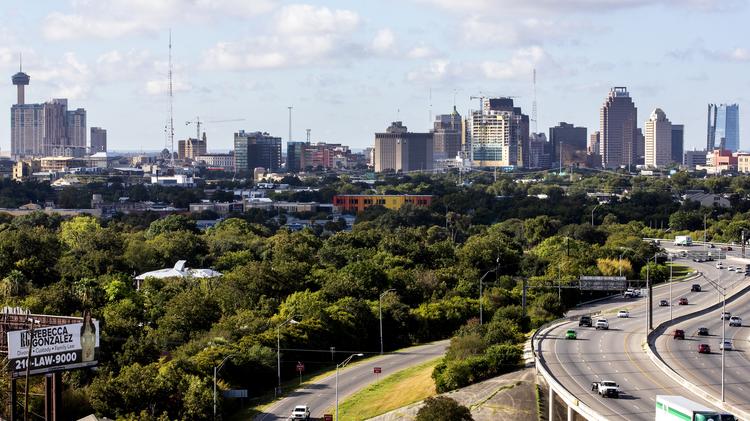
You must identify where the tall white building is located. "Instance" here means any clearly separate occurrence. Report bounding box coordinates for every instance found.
[644,108,672,168]
[468,98,527,167]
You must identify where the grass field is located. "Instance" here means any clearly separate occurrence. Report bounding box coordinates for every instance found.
[667,263,693,279]
[335,357,441,420]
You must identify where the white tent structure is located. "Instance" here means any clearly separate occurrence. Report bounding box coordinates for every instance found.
[134,260,222,289]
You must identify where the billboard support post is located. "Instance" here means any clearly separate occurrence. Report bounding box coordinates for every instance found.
[23,320,34,421]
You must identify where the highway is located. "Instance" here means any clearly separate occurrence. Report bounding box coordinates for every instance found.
[654,261,750,414]
[539,254,748,420]
[254,340,448,420]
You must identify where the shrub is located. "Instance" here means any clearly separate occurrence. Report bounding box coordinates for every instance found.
[416,396,473,421]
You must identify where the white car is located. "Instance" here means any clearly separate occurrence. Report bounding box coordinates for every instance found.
[289,405,311,420]
[729,316,742,327]
[721,312,732,320]
[617,310,629,318]
[595,318,609,330]
[728,266,736,272]
[720,340,733,351]
[716,263,724,269]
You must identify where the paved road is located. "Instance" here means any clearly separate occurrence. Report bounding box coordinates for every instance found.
[539,255,748,420]
[254,340,449,421]
[655,262,750,414]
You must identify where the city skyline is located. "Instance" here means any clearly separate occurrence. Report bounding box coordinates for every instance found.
[0,1,747,153]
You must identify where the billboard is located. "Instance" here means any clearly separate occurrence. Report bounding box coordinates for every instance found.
[579,276,627,291]
[7,317,99,378]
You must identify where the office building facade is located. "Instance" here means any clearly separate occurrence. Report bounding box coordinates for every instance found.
[708,104,740,152]
[90,127,107,153]
[233,130,282,173]
[468,98,527,167]
[600,87,638,169]
[549,122,587,167]
[374,121,433,173]
[683,149,707,170]
[644,108,672,168]
[671,125,684,165]
[432,108,462,160]
[178,136,207,160]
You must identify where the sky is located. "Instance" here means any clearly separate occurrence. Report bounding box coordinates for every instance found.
[0,0,748,153]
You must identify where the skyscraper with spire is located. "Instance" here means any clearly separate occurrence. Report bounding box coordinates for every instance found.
[10,59,87,159]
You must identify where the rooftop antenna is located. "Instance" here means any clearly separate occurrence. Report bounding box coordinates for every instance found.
[531,68,538,134]
[428,88,433,125]
[288,106,293,143]
[167,29,175,167]
[19,52,22,71]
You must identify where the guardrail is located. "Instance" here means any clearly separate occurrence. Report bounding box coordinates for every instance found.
[644,280,750,421]
[532,319,609,421]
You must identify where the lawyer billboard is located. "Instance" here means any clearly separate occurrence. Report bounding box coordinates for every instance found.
[6,315,99,378]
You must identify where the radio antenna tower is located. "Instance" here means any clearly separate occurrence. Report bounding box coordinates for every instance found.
[428,88,433,126]
[531,68,538,134]
[166,30,175,167]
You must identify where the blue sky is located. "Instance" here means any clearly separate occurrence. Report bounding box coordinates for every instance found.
[0,0,747,153]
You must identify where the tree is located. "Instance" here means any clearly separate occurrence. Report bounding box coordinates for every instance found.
[145,215,198,238]
[416,396,473,421]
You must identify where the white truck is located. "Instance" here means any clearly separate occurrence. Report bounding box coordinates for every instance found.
[289,405,311,420]
[655,395,735,420]
[674,235,693,246]
[591,380,620,398]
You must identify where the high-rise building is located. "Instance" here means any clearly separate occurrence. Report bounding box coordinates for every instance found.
[178,135,207,160]
[671,125,684,165]
[707,104,740,152]
[374,121,433,172]
[287,141,306,172]
[233,130,282,173]
[90,127,107,153]
[432,107,462,160]
[684,149,707,170]
[600,87,638,169]
[468,98,526,167]
[528,133,551,169]
[549,122,587,167]
[10,70,87,158]
[644,108,672,168]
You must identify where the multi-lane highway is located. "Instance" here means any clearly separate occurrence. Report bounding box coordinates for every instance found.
[254,340,448,420]
[655,262,750,415]
[539,255,749,420]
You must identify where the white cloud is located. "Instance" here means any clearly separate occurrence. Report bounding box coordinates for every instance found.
[407,46,548,83]
[203,4,361,70]
[43,0,278,40]
[144,78,192,95]
[406,46,435,59]
[371,29,396,54]
[728,47,750,61]
[413,0,742,14]
[33,52,91,99]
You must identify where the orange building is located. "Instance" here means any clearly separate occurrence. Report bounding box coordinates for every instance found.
[332,194,433,213]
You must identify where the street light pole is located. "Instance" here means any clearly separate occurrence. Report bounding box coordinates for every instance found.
[277,317,300,395]
[722,294,726,402]
[591,204,601,226]
[336,353,364,421]
[379,289,396,355]
[479,259,500,325]
[669,253,673,321]
[213,354,234,420]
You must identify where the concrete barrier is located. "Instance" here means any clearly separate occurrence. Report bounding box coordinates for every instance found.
[645,280,750,421]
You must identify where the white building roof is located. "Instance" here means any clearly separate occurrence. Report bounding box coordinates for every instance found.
[134,260,222,280]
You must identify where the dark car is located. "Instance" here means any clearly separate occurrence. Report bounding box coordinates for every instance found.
[691,284,701,292]
[673,329,685,340]
[659,299,669,306]
[698,344,711,354]
[579,315,592,327]
[678,297,689,305]
[697,327,709,336]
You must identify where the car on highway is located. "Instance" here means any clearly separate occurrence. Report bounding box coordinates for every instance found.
[591,380,620,398]
[729,316,742,327]
[565,329,577,339]
[673,329,685,340]
[716,262,724,269]
[722,246,733,251]
[720,340,733,351]
[595,318,609,330]
[709,243,715,248]
[721,311,731,320]
[691,284,701,292]
[728,266,736,272]
[678,297,689,305]
[697,327,709,336]
[698,344,711,354]
[617,310,629,318]
[579,315,592,327]
[289,405,311,420]
[659,299,669,306]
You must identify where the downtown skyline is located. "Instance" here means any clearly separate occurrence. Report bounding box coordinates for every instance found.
[0,0,747,153]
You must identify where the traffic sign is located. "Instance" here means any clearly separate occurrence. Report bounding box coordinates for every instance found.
[296,362,305,372]
[323,415,333,421]
[373,367,382,374]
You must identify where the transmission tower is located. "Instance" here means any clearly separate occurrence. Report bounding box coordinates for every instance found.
[531,68,538,134]
[166,30,175,167]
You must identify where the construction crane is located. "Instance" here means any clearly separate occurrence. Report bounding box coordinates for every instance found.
[185,117,246,139]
